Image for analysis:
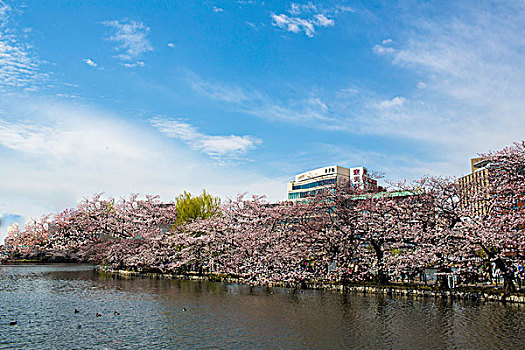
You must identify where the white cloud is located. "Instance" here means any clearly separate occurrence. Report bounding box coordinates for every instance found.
[269,2,353,37]
[271,1,340,38]
[149,118,200,141]
[213,6,224,12]
[373,44,395,55]
[187,73,250,103]
[0,2,47,90]
[289,2,318,15]
[245,21,261,30]
[307,97,328,111]
[376,96,406,109]
[103,19,153,62]
[271,12,334,37]
[315,14,334,27]
[167,42,175,48]
[199,135,259,157]
[0,1,9,18]
[0,113,152,162]
[382,38,393,45]
[54,93,80,99]
[150,117,262,159]
[336,5,355,13]
[84,58,97,67]
[271,13,314,37]
[121,61,145,68]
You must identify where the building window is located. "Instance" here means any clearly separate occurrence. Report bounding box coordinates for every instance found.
[288,192,302,200]
[292,178,337,190]
[353,169,360,175]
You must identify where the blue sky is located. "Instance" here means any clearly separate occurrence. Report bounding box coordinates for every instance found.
[1,0,525,240]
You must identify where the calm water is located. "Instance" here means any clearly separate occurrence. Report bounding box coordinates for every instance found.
[0,265,524,349]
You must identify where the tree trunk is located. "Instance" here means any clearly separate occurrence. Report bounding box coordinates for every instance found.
[480,244,516,293]
[370,239,388,284]
[494,257,516,293]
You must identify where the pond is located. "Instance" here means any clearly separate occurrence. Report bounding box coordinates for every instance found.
[0,264,524,349]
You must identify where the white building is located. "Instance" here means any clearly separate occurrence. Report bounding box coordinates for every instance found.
[287,165,378,202]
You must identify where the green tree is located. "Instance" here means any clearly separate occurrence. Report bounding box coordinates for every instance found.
[174,190,221,226]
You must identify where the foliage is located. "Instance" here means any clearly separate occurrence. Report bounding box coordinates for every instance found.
[173,190,220,226]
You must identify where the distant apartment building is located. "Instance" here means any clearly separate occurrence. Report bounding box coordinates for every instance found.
[457,157,490,215]
[287,165,378,202]
[458,156,525,217]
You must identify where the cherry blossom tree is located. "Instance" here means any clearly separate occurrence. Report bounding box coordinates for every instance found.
[4,215,52,258]
[447,142,525,291]
[171,194,304,284]
[3,194,177,263]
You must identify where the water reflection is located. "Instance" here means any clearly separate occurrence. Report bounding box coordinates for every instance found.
[0,264,524,349]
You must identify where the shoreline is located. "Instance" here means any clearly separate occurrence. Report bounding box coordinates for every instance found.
[98,266,525,305]
[4,260,524,304]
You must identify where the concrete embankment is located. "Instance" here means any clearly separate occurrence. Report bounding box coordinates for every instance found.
[98,267,525,305]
